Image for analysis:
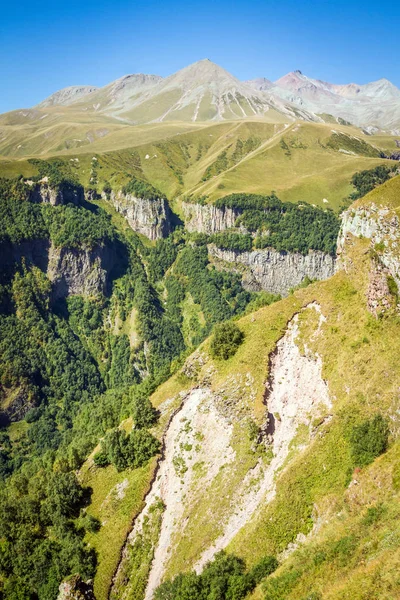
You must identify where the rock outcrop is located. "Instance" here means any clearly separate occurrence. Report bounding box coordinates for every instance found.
[1,384,36,423]
[0,238,119,300]
[108,191,173,240]
[338,203,400,288]
[57,575,95,600]
[29,182,83,206]
[209,245,336,296]
[182,202,240,234]
[47,243,118,300]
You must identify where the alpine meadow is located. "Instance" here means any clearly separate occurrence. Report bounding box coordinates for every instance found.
[1,3,400,599]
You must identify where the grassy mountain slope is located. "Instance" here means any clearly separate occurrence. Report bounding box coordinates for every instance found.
[74,177,400,600]
[0,120,397,210]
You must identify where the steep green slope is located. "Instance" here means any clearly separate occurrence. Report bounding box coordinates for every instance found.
[0,173,274,599]
[0,120,397,211]
[0,125,400,599]
[94,176,400,600]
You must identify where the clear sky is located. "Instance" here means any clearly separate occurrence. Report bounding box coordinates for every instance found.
[0,0,399,113]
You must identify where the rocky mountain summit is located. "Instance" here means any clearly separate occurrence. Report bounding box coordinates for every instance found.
[30,59,400,130]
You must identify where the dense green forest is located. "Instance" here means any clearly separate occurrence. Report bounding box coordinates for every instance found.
[0,176,270,598]
[0,165,372,598]
[211,193,340,255]
[0,176,115,249]
[348,164,398,200]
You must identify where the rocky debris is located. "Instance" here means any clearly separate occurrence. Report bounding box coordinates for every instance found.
[57,575,95,600]
[181,351,207,381]
[29,182,83,206]
[106,191,173,240]
[212,373,256,423]
[194,304,331,572]
[182,202,240,234]
[209,245,336,296]
[47,243,117,300]
[367,262,393,317]
[111,388,235,600]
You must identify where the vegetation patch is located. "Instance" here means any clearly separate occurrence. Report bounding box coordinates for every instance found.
[210,322,244,360]
[155,551,278,600]
[214,193,340,255]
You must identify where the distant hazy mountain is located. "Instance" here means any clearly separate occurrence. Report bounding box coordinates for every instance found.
[33,60,315,124]
[11,59,400,132]
[269,70,400,130]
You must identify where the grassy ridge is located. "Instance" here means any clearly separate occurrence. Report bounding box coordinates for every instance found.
[0,120,397,210]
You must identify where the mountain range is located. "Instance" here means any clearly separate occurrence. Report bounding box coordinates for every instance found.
[33,59,400,131]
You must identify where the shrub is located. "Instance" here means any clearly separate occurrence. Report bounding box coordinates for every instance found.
[154,551,276,600]
[349,414,389,467]
[97,428,160,472]
[249,556,279,584]
[210,322,244,360]
[132,395,158,429]
[122,178,164,201]
[93,451,110,467]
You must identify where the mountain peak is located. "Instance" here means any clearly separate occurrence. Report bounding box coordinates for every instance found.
[163,59,240,89]
[36,85,99,108]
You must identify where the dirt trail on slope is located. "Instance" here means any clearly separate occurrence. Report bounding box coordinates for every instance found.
[194,303,331,571]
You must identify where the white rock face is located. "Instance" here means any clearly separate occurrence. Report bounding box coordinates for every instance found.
[182,202,240,234]
[338,203,400,288]
[108,191,173,240]
[29,183,83,206]
[209,245,336,296]
[111,388,235,600]
[194,304,331,572]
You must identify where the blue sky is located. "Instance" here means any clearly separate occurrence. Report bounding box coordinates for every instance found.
[0,0,399,113]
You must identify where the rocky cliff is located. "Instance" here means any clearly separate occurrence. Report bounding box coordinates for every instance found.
[29,182,83,206]
[47,243,118,300]
[182,202,240,234]
[107,191,173,240]
[209,245,336,296]
[0,239,119,300]
[338,202,400,289]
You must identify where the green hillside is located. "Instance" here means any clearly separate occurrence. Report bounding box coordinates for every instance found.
[0,120,398,211]
[0,74,400,600]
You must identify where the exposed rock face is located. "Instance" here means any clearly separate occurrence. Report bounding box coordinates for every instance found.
[367,261,393,317]
[29,182,83,206]
[338,203,400,289]
[0,238,119,300]
[1,385,36,423]
[112,305,331,599]
[209,245,336,296]
[47,243,117,300]
[182,202,240,234]
[57,575,95,600]
[108,191,172,240]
